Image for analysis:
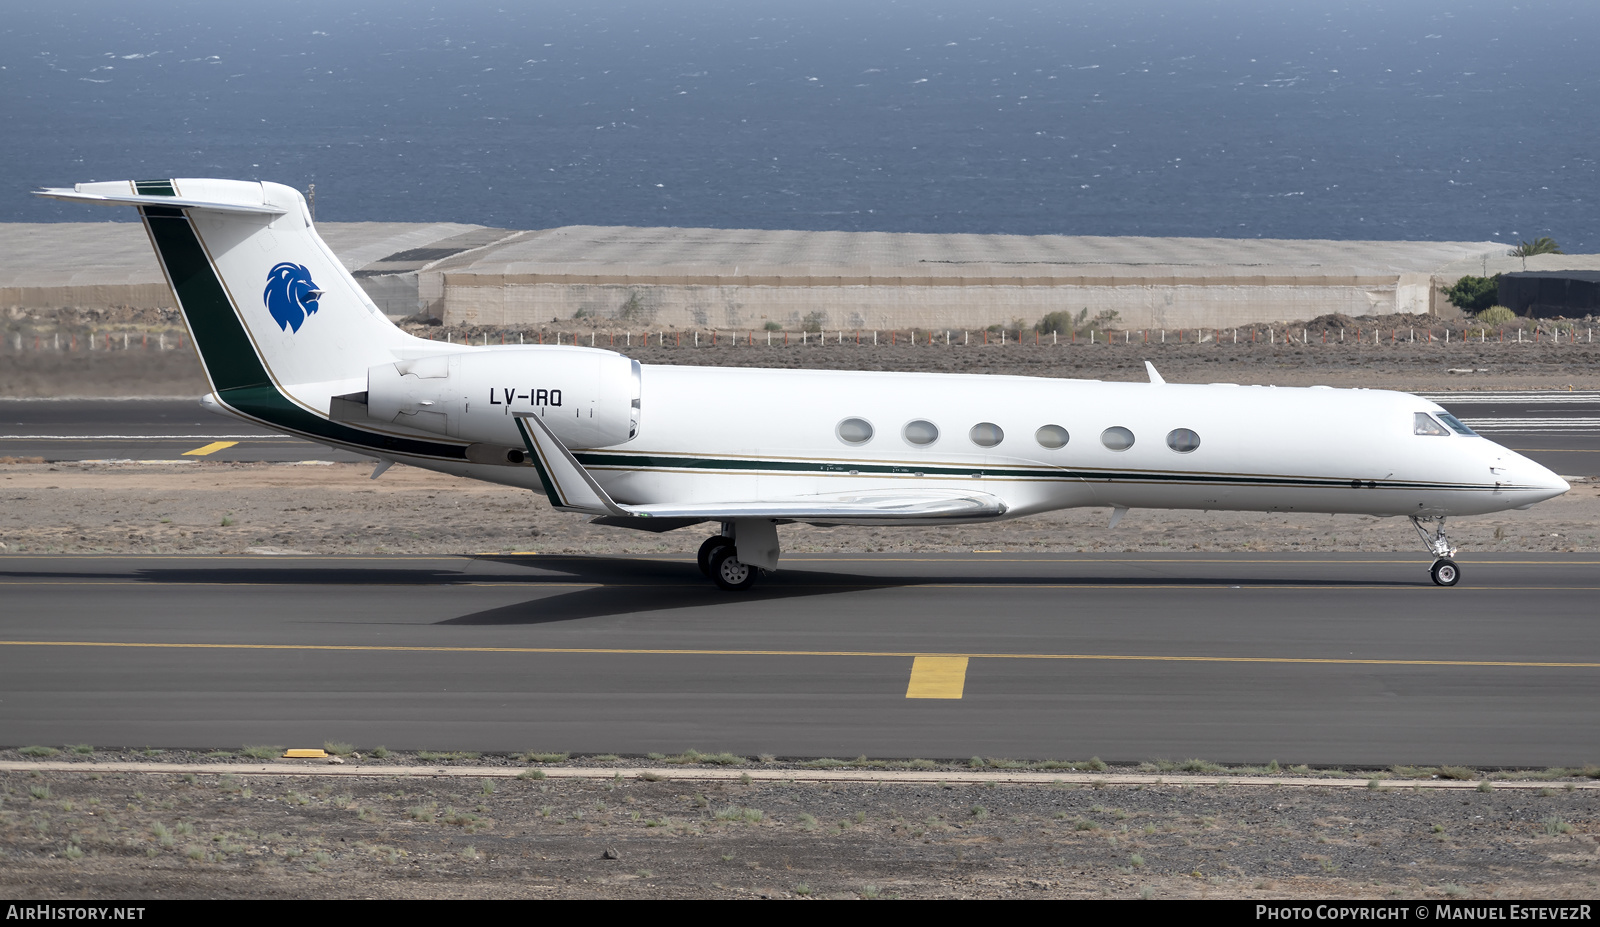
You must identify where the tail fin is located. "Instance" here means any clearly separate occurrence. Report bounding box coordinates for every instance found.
[38,178,465,462]
[39,179,420,394]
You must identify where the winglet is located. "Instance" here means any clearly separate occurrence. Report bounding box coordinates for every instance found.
[1144,361,1165,385]
[512,412,628,516]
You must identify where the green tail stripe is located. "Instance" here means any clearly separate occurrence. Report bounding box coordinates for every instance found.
[140,206,467,462]
[142,208,270,392]
[134,179,176,197]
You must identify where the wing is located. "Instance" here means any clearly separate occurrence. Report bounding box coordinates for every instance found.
[513,411,1008,526]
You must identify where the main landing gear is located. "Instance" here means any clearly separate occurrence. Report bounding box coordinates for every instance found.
[696,532,758,591]
[1411,516,1460,587]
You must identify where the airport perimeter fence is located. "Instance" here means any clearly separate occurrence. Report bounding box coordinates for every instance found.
[2,324,1596,354]
[408,324,1598,350]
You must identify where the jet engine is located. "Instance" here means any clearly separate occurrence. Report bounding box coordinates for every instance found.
[364,347,641,450]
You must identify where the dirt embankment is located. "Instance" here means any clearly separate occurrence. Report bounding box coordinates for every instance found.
[2,751,1598,900]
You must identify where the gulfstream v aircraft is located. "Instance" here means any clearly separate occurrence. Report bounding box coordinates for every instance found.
[39,179,1569,588]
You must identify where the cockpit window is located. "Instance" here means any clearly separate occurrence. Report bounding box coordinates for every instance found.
[1436,413,1478,437]
[1414,412,1451,436]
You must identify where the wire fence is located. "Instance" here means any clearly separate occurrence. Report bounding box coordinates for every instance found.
[3,324,1595,353]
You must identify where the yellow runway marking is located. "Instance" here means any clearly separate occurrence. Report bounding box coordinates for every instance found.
[1,640,1597,669]
[181,441,238,456]
[906,656,969,699]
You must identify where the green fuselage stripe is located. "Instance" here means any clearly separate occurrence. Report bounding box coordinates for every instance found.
[571,451,1507,493]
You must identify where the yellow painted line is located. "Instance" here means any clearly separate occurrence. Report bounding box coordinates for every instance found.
[1,640,1597,669]
[906,656,969,698]
[181,441,238,456]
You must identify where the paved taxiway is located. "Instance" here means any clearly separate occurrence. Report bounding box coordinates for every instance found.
[2,552,1595,767]
[4,394,1596,473]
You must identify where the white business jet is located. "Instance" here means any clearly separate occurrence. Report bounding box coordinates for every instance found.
[38,179,1569,589]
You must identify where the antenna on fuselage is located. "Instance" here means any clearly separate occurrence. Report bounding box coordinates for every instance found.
[1144,361,1165,385]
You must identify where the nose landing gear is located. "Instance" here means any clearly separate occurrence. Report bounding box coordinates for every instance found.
[1411,516,1460,586]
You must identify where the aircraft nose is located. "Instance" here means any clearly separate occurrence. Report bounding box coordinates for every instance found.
[1494,450,1569,505]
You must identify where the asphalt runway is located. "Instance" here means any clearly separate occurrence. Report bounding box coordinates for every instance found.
[0,399,367,463]
[3,393,1596,474]
[1,552,1596,767]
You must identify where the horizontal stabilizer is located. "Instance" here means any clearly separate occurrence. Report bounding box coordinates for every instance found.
[35,187,287,216]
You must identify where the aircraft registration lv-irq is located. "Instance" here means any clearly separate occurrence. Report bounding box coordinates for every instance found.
[38,179,1570,588]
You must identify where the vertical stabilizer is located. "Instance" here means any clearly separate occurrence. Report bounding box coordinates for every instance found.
[38,179,468,463]
[38,179,423,395]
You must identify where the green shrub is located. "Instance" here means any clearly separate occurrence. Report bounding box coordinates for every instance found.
[1444,274,1501,313]
[1474,305,1517,324]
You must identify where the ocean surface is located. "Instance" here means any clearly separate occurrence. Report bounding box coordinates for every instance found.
[4,0,1597,249]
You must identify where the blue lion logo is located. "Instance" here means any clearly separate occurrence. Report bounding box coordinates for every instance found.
[263,262,323,333]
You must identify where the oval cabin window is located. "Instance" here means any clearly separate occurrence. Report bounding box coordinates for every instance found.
[1100,426,1135,451]
[836,417,874,445]
[1035,424,1070,449]
[1166,428,1201,453]
[969,422,1004,447]
[903,420,940,447]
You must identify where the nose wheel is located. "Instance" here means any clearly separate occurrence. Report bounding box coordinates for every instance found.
[1429,558,1460,587]
[1412,516,1461,586]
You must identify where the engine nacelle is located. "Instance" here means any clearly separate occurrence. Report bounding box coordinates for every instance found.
[366,347,640,449]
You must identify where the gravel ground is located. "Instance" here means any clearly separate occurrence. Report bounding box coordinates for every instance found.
[2,751,1598,900]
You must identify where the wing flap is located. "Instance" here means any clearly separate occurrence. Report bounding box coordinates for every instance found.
[623,490,1007,523]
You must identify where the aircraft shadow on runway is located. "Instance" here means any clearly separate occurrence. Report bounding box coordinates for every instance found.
[0,555,1421,626]
[439,554,1413,625]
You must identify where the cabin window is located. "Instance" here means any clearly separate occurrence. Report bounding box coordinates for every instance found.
[903,420,940,447]
[1100,426,1135,451]
[1166,428,1201,453]
[969,422,1004,447]
[837,417,874,445]
[1035,424,1069,449]
[1436,413,1478,437]
[1413,413,1451,437]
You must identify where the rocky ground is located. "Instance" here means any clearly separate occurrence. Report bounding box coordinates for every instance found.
[1,750,1598,900]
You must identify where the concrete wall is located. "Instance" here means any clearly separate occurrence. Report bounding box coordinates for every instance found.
[441,279,1414,331]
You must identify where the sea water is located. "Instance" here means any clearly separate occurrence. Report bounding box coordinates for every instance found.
[5,0,1596,248]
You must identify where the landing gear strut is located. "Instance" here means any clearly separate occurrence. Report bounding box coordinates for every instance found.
[1411,516,1460,587]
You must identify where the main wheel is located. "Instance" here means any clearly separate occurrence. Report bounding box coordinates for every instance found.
[1430,558,1460,587]
[709,546,758,591]
[697,535,731,577]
